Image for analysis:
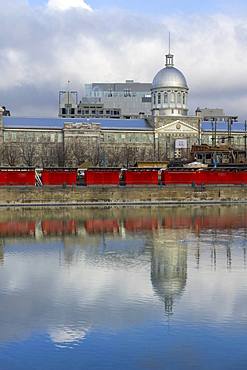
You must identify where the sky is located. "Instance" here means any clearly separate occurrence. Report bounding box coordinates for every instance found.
[1,0,247,118]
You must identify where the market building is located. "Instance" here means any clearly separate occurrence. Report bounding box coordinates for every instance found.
[0,48,245,167]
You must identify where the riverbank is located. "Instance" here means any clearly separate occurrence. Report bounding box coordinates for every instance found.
[0,185,246,207]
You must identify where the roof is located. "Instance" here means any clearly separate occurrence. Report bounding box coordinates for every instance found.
[93,118,152,130]
[152,66,188,89]
[3,116,152,131]
[88,82,152,93]
[201,121,247,133]
[3,116,64,129]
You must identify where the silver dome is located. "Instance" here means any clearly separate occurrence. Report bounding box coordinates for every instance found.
[152,66,188,89]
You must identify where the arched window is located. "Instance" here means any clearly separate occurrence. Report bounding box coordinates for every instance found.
[177,92,181,103]
[170,92,175,103]
[164,92,168,104]
[154,93,156,105]
[158,93,161,104]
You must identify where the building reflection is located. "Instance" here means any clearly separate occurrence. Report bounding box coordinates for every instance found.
[1,206,247,316]
[0,240,4,264]
[151,230,187,315]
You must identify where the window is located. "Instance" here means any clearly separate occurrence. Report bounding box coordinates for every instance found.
[164,93,168,103]
[158,93,161,104]
[170,92,175,103]
[154,93,156,105]
[177,92,181,103]
[183,93,186,104]
[124,89,131,97]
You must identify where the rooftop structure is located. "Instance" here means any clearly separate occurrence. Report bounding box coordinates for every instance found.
[151,47,189,117]
[59,80,152,119]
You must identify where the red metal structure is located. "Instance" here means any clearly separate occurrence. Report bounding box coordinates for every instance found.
[162,168,247,185]
[0,168,35,186]
[84,168,121,186]
[42,168,77,185]
[123,168,159,185]
[161,170,198,185]
[1,166,247,187]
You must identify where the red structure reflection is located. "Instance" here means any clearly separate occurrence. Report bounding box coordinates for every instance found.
[124,218,159,232]
[41,220,77,236]
[0,221,35,236]
[162,213,247,231]
[84,219,120,234]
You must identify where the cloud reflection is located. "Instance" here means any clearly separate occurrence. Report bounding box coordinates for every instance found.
[0,206,247,346]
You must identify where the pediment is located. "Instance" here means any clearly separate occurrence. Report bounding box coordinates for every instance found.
[156,120,198,133]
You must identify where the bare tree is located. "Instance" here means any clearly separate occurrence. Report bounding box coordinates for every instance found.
[71,139,89,166]
[123,145,138,167]
[3,145,21,166]
[106,146,124,167]
[20,142,37,167]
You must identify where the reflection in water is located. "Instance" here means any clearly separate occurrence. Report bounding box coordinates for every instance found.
[0,206,247,370]
[151,234,187,315]
[0,240,3,265]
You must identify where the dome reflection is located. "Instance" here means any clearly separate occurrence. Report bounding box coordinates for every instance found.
[151,232,187,315]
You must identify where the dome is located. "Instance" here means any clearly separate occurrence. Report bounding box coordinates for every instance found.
[152,66,188,90]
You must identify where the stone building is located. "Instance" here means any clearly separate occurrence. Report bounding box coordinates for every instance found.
[0,49,246,167]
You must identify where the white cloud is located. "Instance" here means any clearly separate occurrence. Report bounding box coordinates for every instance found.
[47,0,92,11]
[0,1,246,118]
[50,326,90,345]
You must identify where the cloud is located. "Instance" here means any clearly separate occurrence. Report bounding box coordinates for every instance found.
[47,0,92,12]
[0,1,246,118]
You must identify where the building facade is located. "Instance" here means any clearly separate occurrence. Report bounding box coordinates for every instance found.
[1,49,246,167]
[59,81,152,119]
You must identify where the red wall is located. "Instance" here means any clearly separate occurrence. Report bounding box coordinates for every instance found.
[123,169,159,185]
[42,170,77,185]
[0,170,35,185]
[162,170,247,185]
[84,170,120,185]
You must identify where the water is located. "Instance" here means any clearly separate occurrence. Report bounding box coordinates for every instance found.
[0,206,247,370]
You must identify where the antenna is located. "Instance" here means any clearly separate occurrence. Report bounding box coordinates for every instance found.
[169,32,171,54]
[165,32,174,67]
[67,80,71,92]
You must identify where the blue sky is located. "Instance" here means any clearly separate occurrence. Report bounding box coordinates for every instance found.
[28,0,247,15]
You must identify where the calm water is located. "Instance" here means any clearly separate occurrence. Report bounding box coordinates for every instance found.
[0,206,247,370]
